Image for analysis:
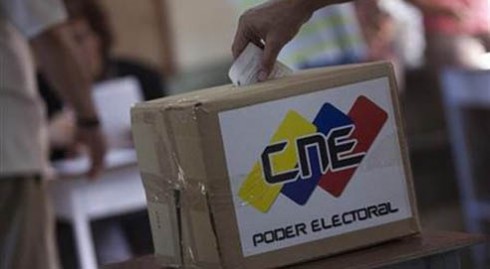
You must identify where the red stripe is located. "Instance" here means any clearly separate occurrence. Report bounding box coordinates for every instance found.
[318,96,388,197]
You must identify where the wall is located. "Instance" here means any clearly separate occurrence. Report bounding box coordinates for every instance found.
[166,0,239,71]
[100,0,240,74]
[100,0,166,71]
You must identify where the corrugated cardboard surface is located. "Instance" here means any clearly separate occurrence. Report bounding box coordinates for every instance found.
[131,62,420,269]
[131,110,182,265]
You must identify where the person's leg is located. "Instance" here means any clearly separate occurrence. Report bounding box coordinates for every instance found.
[0,176,59,269]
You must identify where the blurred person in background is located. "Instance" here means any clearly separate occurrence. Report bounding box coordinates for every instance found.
[355,0,397,65]
[411,1,490,237]
[39,0,166,160]
[0,0,106,268]
[37,0,160,264]
[409,0,489,69]
[409,2,490,265]
[354,0,407,88]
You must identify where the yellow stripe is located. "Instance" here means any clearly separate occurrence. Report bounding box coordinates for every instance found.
[239,111,316,212]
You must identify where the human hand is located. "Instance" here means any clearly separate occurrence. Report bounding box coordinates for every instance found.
[76,126,107,179]
[232,0,314,81]
[48,110,76,148]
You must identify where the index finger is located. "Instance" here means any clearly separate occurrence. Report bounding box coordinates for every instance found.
[232,23,249,59]
[232,16,264,59]
[259,38,282,81]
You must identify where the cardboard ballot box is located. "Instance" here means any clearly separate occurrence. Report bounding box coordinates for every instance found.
[131,62,420,269]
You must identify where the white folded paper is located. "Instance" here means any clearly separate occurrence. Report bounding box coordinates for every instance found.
[228,43,292,86]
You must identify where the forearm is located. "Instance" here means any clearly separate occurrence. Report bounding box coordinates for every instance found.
[31,24,98,119]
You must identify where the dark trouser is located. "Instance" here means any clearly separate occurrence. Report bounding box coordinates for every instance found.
[0,175,59,269]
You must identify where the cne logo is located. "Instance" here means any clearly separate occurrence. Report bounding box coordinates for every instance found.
[238,96,388,213]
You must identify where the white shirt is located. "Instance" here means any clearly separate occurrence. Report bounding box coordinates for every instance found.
[0,0,67,176]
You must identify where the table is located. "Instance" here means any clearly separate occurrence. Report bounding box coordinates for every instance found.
[49,149,147,269]
[103,231,486,269]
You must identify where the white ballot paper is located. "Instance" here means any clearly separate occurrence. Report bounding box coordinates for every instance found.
[228,43,293,86]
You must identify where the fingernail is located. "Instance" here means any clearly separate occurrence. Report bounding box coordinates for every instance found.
[258,70,268,81]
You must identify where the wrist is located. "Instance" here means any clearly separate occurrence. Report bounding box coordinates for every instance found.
[291,0,316,23]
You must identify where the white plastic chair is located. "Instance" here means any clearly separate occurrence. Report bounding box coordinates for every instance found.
[48,77,148,269]
[440,68,490,268]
